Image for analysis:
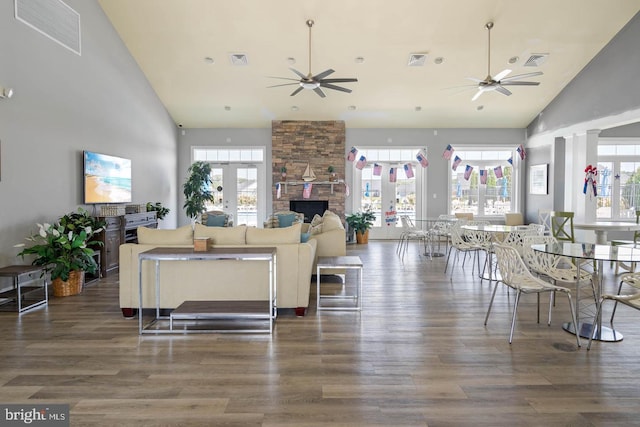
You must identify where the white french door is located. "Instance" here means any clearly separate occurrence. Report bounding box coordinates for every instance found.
[208,164,265,227]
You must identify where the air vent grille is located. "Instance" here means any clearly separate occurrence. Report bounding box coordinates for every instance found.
[229,53,249,66]
[15,0,81,55]
[408,54,427,67]
[524,53,548,67]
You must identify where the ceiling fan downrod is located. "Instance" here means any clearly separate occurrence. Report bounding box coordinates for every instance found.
[485,21,493,81]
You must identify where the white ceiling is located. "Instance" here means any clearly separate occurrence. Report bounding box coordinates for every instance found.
[98,0,640,129]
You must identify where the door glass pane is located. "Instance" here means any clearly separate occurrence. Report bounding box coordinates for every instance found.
[619,162,640,219]
[207,167,224,211]
[396,174,416,224]
[596,162,613,219]
[452,170,476,216]
[237,167,258,227]
[360,166,382,227]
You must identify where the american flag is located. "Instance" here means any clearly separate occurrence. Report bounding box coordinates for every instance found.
[480,169,487,184]
[355,155,367,170]
[404,163,414,178]
[507,156,513,165]
[276,182,281,199]
[452,155,462,171]
[389,167,397,183]
[443,144,454,160]
[494,165,503,178]
[347,147,358,162]
[416,150,429,168]
[517,144,526,160]
[464,165,474,181]
[373,163,382,176]
[303,183,312,199]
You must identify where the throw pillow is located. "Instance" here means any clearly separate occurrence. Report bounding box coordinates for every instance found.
[300,232,311,243]
[321,212,344,232]
[137,224,193,245]
[194,224,247,245]
[309,223,323,235]
[206,214,227,227]
[277,213,297,228]
[310,214,323,226]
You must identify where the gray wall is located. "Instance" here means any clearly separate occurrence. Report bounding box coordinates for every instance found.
[0,0,178,268]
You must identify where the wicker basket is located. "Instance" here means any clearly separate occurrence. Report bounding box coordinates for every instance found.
[100,205,126,216]
[52,270,84,297]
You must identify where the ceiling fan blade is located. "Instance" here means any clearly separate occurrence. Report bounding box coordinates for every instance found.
[500,81,540,86]
[466,77,483,83]
[319,82,352,93]
[289,68,307,79]
[313,69,335,80]
[321,78,358,83]
[290,86,304,96]
[267,82,301,88]
[500,71,543,82]
[495,85,512,96]
[268,76,302,82]
[493,69,512,81]
[313,87,326,98]
[471,90,484,101]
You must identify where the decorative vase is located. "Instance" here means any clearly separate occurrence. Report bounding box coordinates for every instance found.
[329,173,337,182]
[52,270,84,297]
[356,230,369,244]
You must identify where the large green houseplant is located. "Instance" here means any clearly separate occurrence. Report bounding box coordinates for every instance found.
[183,161,214,220]
[346,210,376,244]
[16,208,104,296]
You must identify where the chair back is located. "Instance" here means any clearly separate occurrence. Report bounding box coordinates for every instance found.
[634,209,640,243]
[493,244,533,290]
[538,209,552,235]
[455,212,474,220]
[502,226,543,256]
[504,213,524,226]
[522,235,560,275]
[201,210,233,227]
[550,211,575,242]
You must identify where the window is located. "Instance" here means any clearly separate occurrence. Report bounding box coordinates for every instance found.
[449,148,515,217]
[597,141,640,220]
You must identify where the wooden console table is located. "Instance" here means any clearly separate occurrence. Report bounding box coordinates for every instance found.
[138,247,277,334]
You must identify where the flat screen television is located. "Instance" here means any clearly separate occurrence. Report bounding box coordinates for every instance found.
[83,151,132,204]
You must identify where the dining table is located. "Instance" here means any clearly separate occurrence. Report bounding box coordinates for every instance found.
[574,221,640,244]
[531,241,640,342]
[415,217,457,257]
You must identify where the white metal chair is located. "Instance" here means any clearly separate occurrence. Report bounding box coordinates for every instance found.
[397,215,429,261]
[444,220,488,274]
[486,244,581,346]
[588,271,640,350]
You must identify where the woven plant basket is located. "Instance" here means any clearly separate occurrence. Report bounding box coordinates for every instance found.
[52,270,84,297]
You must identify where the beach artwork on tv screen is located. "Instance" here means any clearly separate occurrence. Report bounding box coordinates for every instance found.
[83,151,132,203]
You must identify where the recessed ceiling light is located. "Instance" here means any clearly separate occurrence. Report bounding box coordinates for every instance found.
[229,53,248,66]
[224,106,231,111]
[434,57,444,65]
[204,57,214,64]
[508,56,519,64]
[415,106,422,111]
[408,53,427,67]
[291,106,299,111]
[355,57,365,64]
[477,105,484,111]
[348,105,356,111]
[287,57,296,65]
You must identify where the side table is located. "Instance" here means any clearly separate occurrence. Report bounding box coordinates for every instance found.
[317,256,363,311]
[0,265,48,313]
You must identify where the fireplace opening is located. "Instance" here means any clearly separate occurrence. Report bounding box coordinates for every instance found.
[290,200,329,223]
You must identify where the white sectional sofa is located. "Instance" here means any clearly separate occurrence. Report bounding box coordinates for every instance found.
[119,222,317,317]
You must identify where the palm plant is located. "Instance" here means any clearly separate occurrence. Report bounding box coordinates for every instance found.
[183,161,214,219]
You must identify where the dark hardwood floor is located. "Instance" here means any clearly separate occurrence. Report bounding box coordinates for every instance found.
[1,240,640,426]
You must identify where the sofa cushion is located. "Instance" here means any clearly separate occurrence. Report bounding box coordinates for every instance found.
[246,222,301,244]
[321,211,344,232]
[277,213,297,228]
[194,224,247,245]
[300,232,311,243]
[137,225,193,245]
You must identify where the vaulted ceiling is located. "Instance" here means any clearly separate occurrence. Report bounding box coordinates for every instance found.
[98,0,640,129]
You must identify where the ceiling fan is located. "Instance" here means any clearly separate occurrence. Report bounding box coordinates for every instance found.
[268,19,357,98]
[467,22,543,101]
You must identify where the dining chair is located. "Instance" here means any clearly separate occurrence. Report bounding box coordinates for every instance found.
[444,220,484,274]
[550,211,575,243]
[455,212,474,220]
[504,213,524,226]
[486,244,581,346]
[588,271,640,350]
[610,209,640,273]
[397,215,429,261]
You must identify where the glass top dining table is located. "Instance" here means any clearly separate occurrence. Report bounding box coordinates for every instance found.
[531,242,640,342]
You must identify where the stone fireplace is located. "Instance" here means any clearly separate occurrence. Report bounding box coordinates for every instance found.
[271,121,345,221]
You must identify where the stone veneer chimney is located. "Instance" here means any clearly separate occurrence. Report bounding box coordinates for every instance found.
[271,121,346,220]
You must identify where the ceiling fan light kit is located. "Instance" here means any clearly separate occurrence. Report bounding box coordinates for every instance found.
[268,19,358,98]
[467,21,543,101]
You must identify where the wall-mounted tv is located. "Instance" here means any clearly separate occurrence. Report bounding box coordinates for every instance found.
[83,151,132,204]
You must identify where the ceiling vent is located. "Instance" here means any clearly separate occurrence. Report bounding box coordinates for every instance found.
[408,54,428,67]
[524,53,549,67]
[229,53,249,66]
[15,0,81,55]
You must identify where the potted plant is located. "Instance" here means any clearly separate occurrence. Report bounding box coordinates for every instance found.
[346,210,376,244]
[280,166,287,179]
[327,165,337,181]
[146,202,170,220]
[16,212,103,297]
[183,161,214,220]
